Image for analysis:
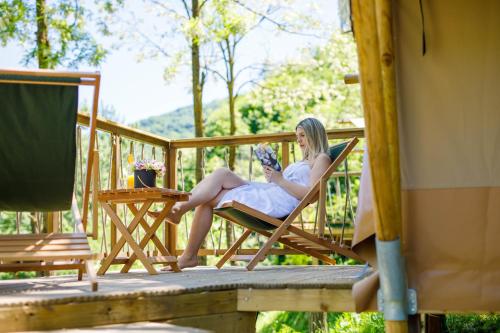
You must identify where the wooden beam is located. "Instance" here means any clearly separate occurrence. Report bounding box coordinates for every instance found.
[165,147,178,254]
[352,0,406,331]
[77,113,170,146]
[170,128,364,149]
[0,290,237,332]
[281,141,290,169]
[110,135,119,247]
[91,149,100,240]
[344,74,360,84]
[237,288,355,312]
[352,0,401,241]
[82,74,100,230]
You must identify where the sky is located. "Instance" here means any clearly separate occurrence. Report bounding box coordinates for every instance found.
[0,1,340,124]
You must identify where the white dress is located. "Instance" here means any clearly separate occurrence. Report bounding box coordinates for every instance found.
[217,161,311,218]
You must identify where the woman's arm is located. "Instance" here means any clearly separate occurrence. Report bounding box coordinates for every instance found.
[264,153,331,200]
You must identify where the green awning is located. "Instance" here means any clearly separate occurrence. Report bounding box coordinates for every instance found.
[0,80,78,211]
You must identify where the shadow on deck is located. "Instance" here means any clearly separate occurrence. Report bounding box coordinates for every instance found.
[0,265,370,332]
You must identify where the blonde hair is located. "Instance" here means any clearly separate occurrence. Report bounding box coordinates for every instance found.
[296,118,329,160]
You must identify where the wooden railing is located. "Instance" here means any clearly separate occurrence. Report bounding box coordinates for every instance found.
[1,113,364,267]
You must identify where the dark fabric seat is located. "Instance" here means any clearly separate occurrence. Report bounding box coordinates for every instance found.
[0,75,80,211]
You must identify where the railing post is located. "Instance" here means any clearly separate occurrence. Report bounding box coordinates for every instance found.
[110,134,119,247]
[47,212,60,233]
[91,149,100,240]
[282,141,290,170]
[164,145,178,255]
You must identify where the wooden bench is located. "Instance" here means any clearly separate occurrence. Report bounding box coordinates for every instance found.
[0,232,98,291]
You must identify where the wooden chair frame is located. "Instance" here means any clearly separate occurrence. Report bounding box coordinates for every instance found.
[0,69,101,291]
[215,137,364,270]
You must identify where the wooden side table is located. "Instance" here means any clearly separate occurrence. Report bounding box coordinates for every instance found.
[97,188,189,275]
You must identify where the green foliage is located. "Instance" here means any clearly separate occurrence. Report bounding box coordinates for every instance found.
[239,32,361,134]
[0,0,107,68]
[446,314,500,333]
[258,312,311,333]
[331,313,384,333]
[257,312,382,333]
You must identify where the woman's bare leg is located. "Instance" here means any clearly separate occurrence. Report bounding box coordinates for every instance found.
[167,168,246,224]
[177,189,229,268]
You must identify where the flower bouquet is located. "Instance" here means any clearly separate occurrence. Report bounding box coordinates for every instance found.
[133,159,166,188]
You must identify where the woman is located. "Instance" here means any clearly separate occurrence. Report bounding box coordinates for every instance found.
[166,118,331,269]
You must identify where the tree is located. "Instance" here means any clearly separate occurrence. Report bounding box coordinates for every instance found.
[188,0,207,185]
[205,0,329,169]
[0,0,107,69]
[239,32,361,134]
[1,0,108,238]
[106,0,209,184]
[205,0,257,170]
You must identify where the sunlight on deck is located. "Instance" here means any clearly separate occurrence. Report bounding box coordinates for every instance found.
[0,265,368,306]
[0,265,371,332]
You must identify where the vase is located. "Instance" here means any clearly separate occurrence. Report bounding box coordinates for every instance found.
[134,169,156,188]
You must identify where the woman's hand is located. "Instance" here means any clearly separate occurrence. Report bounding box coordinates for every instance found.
[263,166,283,184]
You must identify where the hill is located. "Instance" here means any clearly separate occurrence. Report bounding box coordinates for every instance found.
[134,99,224,139]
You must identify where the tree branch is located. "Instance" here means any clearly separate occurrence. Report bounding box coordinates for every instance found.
[180,0,192,19]
[231,0,322,38]
[205,66,227,83]
[148,0,186,19]
[134,28,170,58]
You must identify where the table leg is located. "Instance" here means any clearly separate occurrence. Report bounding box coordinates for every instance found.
[122,202,180,272]
[98,201,157,275]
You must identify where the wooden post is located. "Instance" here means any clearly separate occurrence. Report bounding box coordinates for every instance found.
[282,141,290,170]
[82,74,101,230]
[344,74,360,84]
[351,0,406,332]
[91,149,100,240]
[110,134,119,247]
[46,212,59,233]
[164,146,177,254]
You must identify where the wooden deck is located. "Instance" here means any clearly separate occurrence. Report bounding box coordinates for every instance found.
[0,265,370,332]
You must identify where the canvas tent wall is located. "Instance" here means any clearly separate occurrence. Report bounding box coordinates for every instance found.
[352,0,500,312]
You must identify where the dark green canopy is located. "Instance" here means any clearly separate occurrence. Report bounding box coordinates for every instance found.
[0,78,79,211]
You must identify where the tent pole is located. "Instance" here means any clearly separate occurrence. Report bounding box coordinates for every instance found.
[351,0,408,332]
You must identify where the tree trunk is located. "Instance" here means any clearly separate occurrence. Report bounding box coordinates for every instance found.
[309,312,328,332]
[191,0,204,185]
[191,0,208,265]
[227,71,236,171]
[36,0,51,69]
[226,47,236,252]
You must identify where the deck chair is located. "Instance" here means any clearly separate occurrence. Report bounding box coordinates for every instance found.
[0,69,100,291]
[214,137,364,270]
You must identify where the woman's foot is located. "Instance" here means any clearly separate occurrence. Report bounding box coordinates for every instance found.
[177,255,198,269]
[160,255,198,271]
[165,202,184,224]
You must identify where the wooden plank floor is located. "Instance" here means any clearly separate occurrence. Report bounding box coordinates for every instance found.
[0,265,368,306]
[0,265,371,332]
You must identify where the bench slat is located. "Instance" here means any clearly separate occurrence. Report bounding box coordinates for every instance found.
[0,233,87,240]
[0,250,94,261]
[0,238,89,246]
[0,262,84,272]
[0,244,91,252]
